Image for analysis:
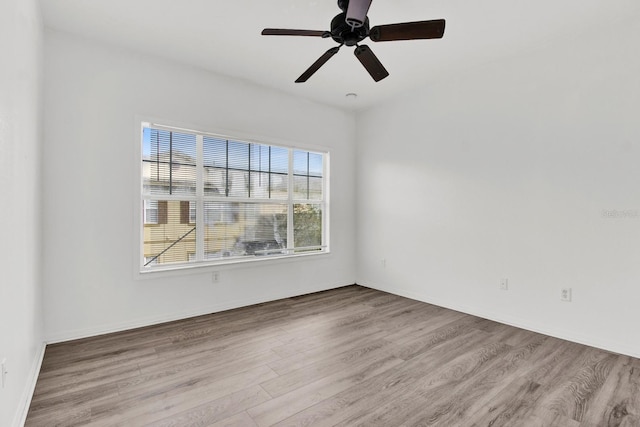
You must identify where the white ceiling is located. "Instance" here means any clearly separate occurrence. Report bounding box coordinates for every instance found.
[40,0,640,111]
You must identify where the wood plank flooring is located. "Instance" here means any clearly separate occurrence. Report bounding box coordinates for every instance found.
[25,285,640,426]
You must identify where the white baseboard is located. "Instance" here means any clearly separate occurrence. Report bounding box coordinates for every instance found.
[361,281,640,359]
[46,283,352,344]
[14,342,46,427]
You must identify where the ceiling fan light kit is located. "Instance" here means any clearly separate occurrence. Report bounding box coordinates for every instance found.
[261,0,445,83]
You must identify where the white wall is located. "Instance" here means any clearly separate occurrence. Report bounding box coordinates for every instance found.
[42,30,356,342]
[357,17,640,357]
[0,0,44,425]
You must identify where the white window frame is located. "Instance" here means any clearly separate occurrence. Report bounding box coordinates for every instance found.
[137,121,330,274]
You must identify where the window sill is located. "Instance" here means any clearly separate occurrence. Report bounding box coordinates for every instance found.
[136,250,331,280]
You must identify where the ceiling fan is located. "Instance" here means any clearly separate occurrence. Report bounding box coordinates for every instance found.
[261,0,445,83]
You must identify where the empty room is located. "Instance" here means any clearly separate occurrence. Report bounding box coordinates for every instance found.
[2,0,639,426]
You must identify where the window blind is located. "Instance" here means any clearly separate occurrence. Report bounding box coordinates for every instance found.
[141,124,327,270]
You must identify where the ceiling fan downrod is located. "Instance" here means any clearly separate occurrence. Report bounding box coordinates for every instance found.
[338,0,373,29]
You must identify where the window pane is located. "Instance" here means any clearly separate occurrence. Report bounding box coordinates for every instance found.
[270,172,289,200]
[143,129,196,195]
[250,144,270,172]
[203,137,227,168]
[143,199,197,266]
[292,150,323,201]
[204,203,288,258]
[293,175,308,200]
[227,170,249,198]
[309,177,323,200]
[142,127,152,161]
[249,172,270,199]
[293,150,308,175]
[170,162,196,195]
[171,132,197,195]
[294,204,322,249]
[270,147,288,174]
[204,167,226,195]
[228,140,249,170]
[293,151,322,177]
[309,152,323,177]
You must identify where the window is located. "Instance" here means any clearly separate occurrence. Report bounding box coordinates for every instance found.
[140,123,328,270]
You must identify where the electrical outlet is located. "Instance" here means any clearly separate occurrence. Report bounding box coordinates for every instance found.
[1,358,7,388]
[212,271,220,283]
[561,288,572,302]
[500,278,509,290]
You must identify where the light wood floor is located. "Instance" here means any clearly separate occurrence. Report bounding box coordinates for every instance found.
[26,285,640,426]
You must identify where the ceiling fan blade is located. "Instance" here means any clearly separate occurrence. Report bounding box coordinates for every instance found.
[262,28,329,37]
[296,46,341,83]
[354,45,389,82]
[370,19,446,42]
[346,0,373,28]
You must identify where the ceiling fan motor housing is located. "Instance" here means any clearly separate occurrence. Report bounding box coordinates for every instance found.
[330,12,369,46]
